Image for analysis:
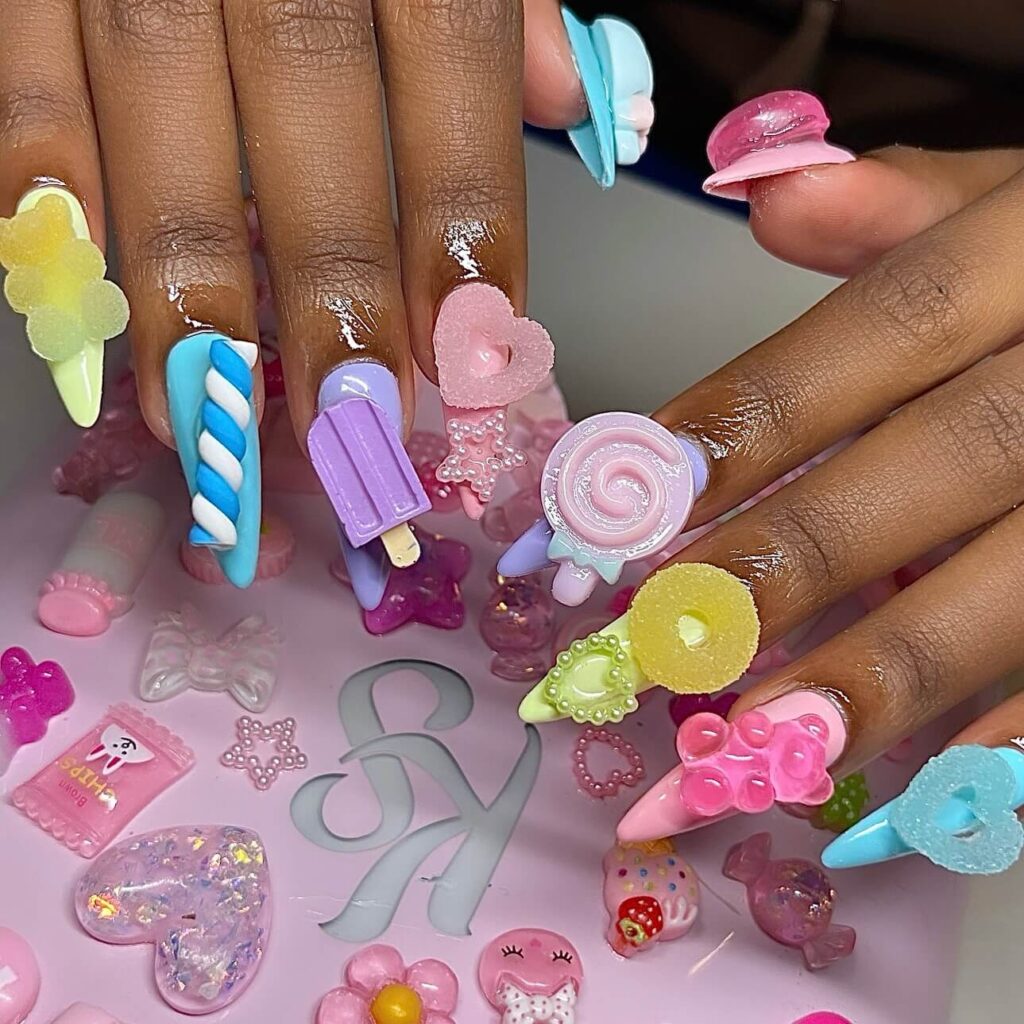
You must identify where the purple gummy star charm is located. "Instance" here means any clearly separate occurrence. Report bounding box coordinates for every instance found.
[0,647,74,774]
[723,832,855,970]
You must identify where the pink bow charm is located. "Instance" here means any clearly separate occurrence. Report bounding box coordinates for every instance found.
[139,606,280,713]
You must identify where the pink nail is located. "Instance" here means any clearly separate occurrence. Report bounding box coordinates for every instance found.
[617,690,847,844]
[702,90,855,201]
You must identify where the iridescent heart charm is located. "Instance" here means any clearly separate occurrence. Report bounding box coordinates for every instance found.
[75,825,271,1014]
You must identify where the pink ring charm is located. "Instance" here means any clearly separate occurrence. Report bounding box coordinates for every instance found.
[573,725,646,799]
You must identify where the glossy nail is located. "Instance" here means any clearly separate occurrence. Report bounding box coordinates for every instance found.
[617,690,847,843]
[562,7,654,188]
[308,360,429,568]
[703,90,855,200]
[822,744,1024,874]
[167,331,261,589]
[0,187,129,426]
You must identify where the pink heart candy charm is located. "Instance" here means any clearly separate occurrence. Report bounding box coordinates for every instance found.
[75,825,271,1015]
[433,283,554,411]
[0,928,40,1024]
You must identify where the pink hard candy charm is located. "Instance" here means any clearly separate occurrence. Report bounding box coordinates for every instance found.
[0,927,40,1024]
[724,832,855,970]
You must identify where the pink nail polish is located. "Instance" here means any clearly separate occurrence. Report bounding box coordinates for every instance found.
[617,690,847,843]
[703,90,855,201]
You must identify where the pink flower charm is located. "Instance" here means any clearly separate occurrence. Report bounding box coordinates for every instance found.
[317,944,459,1024]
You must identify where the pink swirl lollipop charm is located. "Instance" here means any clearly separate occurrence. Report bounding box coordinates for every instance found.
[540,412,695,605]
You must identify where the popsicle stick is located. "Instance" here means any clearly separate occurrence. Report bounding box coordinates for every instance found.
[381,524,420,568]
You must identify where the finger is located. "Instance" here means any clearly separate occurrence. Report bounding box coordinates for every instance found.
[749,146,1024,277]
[951,691,1024,749]
[668,340,1024,647]
[0,0,121,426]
[80,0,258,444]
[224,0,412,441]
[656,165,1024,528]
[522,0,586,128]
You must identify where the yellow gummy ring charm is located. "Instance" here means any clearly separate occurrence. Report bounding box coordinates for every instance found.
[628,562,760,694]
[370,983,423,1023]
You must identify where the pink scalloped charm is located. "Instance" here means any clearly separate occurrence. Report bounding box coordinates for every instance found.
[677,710,834,817]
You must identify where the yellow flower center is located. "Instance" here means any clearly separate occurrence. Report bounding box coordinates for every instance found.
[370,983,423,1024]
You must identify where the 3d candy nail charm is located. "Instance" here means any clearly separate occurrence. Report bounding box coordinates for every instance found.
[316,945,459,1024]
[75,825,272,1014]
[140,605,281,712]
[180,510,295,584]
[573,727,645,798]
[791,1014,853,1024]
[0,927,40,1024]
[723,832,855,970]
[703,90,855,200]
[221,716,308,791]
[0,647,74,775]
[478,929,582,1024]
[0,188,129,426]
[562,9,655,188]
[436,409,527,508]
[479,574,556,682]
[167,331,262,588]
[810,772,869,834]
[602,840,699,957]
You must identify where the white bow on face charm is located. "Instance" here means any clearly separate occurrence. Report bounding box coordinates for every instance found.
[139,605,281,713]
[499,981,577,1024]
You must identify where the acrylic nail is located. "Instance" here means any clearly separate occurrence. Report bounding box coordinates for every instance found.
[617,689,847,844]
[562,7,654,188]
[167,331,261,589]
[0,186,129,426]
[703,90,855,200]
[433,283,554,519]
[308,359,429,567]
[822,745,1024,874]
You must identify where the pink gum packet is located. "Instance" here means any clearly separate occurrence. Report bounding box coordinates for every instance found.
[11,703,194,859]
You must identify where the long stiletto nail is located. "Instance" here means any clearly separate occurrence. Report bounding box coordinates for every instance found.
[618,689,847,844]
[562,7,654,189]
[822,744,1024,874]
[703,90,855,201]
[167,331,261,589]
[433,283,554,520]
[500,412,701,603]
[308,359,429,569]
[519,562,761,724]
[0,186,128,426]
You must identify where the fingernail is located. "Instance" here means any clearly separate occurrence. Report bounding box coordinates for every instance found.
[500,413,701,605]
[703,90,855,201]
[617,689,843,844]
[167,331,262,589]
[823,745,1024,873]
[562,7,654,188]
[433,283,554,519]
[519,562,759,725]
[308,359,430,567]
[0,186,128,426]
[336,531,390,611]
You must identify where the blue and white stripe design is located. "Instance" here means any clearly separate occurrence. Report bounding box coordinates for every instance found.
[189,337,259,550]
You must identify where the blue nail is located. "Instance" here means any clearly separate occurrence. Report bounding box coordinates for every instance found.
[167,331,262,589]
[498,518,557,577]
[822,745,1024,873]
[338,531,390,611]
[562,7,654,189]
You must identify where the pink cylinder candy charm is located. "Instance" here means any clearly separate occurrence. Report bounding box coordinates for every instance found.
[38,492,165,636]
[541,412,695,605]
[50,1007,124,1024]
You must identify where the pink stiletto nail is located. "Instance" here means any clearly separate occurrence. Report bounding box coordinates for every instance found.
[617,690,847,843]
[703,90,855,201]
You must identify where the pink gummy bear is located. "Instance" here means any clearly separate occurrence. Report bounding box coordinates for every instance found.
[677,710,834,818]
[724,832,856,971]
[0,647,74,773]
[602,841,700,958]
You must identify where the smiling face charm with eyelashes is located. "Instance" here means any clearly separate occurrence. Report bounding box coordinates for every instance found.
[84,724,154,775]
[478,929,583,1024]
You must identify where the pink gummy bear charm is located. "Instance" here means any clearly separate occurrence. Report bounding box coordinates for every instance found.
[703,90,855,200]
[0,647,74,775]
[602,841,699,958]
[479,574,556,682]
[678,710,834,818]
[75,825,271,1014]
[0,927,40,1024]
[478,929,582,1024]
[724,832,856,970]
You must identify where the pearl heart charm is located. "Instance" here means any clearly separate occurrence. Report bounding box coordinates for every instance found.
[433,283,554,411]
[75,825,272,1015]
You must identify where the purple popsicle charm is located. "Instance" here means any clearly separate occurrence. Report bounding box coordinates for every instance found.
[308,361,430,568]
